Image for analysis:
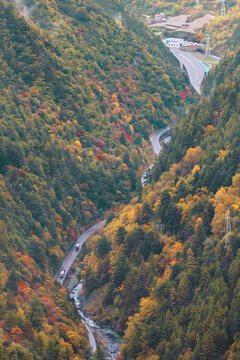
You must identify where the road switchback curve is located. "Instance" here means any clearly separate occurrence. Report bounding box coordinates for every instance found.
[141,127,171,187]
[150,127,171,155]
[171,48,207,94]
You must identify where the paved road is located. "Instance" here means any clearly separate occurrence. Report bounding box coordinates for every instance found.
[57,128,171,278]
[56,127,170,348]
[141,127,171,186]
[150,127,171,155]
[55,220,106,285]
[170,48,206,94]
[54,48,206,352]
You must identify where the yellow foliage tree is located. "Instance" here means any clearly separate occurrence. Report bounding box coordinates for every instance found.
[182,146,204,171]
[66,330,82,348]
[203,124,215,137]
[212,175,240,237]
[139,297,158,320]
[74,140,82,154]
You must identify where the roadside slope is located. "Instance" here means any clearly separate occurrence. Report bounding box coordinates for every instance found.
[79,47,240,359]
[0,0,189,356]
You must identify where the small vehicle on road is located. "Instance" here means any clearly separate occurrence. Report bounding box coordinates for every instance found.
[60,269,65,278]
[75,244,80,251]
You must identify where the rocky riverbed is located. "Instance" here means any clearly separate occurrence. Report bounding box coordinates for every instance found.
[70,283,121,360]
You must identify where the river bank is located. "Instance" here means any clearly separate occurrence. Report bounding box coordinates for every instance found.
[57,128,172,358]
[69,283,121,360]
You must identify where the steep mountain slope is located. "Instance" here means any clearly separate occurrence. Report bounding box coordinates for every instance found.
[0,0,186,270]
[203,1,240,53]
[0,0,189,357]
[122,0,236,18]
[80,47,240,359]
[123,0,240,56]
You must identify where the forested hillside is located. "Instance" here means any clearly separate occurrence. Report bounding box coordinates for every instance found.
[0,0,188,357]
[124,0,240,55]
[0,0,185,269]
[80,47,240,359]
[204,1,240,53]
[123,0,237,17]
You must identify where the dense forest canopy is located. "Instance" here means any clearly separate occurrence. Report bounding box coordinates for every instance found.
[0,0,189,357]
[0,0,186,269]
[80,46,240,359]
[204,1,240,53]
[123,0,238,16]
[1,0,240,359]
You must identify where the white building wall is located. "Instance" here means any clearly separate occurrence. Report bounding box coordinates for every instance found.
[163,38,185,48]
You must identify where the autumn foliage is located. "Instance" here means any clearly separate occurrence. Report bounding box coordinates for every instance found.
[79,47,240,360]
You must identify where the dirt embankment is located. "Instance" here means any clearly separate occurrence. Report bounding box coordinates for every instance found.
[150,13,214,34]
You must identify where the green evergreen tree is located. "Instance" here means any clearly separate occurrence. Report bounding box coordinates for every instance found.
[93,344,106,360]
[116,226,127,245]
[46,337,60,360]
[29,296,44,329]
[5,267,21,295]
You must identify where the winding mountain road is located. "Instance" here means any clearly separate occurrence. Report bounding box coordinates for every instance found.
[55,220,105,285]
[54,44,207,355]
[55,221,106,353]
[170,48,207,94]
[150,127,171,155]
[142,127,171,186]
[55,47,206,283]
[54,129,171,353]
[56,128,171,283]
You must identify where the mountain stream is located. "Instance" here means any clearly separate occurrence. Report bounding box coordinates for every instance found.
[65,128,172,358]
[69,283,121,359]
